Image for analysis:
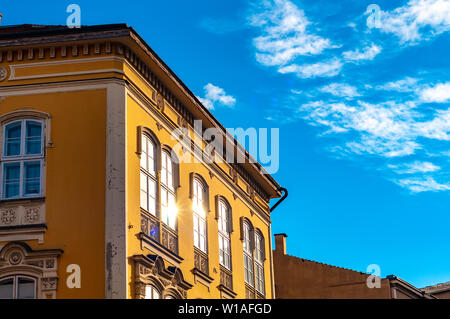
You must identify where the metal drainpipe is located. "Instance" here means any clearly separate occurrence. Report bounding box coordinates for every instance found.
[268,187,288,298]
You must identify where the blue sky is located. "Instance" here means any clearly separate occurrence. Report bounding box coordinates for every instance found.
[2,0,449,288]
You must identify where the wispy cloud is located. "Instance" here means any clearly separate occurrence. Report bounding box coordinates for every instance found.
[396,177,450,192]
[376,77,419,92]
[249,0,337,67]
[278,59,343,78]
[343,43,382,62]
[197,83,236,110]
[319,83,361,99]
[378,0,450,44]
[388,161,441,174]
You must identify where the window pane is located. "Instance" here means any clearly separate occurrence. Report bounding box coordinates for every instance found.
[0,278,14,299]
[148,179,156,215]
[25,121,42,155]
[17,277,35,299]
[24,161,41,196]
[167,193,176,229]
[3,163,20,198]
[140,172,148,211]
[4,122,21,156]
[145,286,160,299]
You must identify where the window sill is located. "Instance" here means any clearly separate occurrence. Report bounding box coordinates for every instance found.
[0,224,47,244]
[0,197,45,205]
[192,267,214,290]
[138,232,183,267]
[218,284,237,299]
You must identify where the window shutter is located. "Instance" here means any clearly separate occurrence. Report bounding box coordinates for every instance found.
[228,204,233,234]
[239,217,244,241]
[171,150,181,189]
[189,173,194,199]
[203,184,210,213]
[215,195,220,220]
[137,126,143,155]
[259,232,266,261]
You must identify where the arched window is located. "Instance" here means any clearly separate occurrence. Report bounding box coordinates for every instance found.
[193,178,207,253]
[0,275,36,299]
[160,150,176,230]
[218,199,231,270]
[144,285,161,299]
[254,231,265,296]
[243,221,254,287]
[1,119,44,199]
[140,134,157,216]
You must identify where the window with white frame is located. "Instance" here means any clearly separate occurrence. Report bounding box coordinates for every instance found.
[1,120,44,200]
[193,178,207,253]
[160,150,176,229]
[218,200,231,270]
[140,134,156,215]
[243,222,254,287]
[254,232,265,295]
[0,276,36,299]
[144,285,161,299]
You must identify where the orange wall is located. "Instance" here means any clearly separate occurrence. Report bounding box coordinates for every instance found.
[0,89,107,298]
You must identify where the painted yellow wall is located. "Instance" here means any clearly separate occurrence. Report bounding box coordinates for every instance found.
[125,93,274,299]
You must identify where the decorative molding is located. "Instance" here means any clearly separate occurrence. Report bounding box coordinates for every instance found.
[0,242,63,299]
[132,254,192,299]
[0,66,7,81]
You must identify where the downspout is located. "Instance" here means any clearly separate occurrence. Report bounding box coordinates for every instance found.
[268,188,288,299]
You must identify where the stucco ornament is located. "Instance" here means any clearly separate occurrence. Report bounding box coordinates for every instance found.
[0,66,7,81]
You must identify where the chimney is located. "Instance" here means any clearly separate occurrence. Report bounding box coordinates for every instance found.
[274,233,287,255]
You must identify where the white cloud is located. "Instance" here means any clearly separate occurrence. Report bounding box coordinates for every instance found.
[376,77,419,92]
[396,176,450,192]
[343,43,382,61]
[388,161,441,174]
[197,83,236,110]
[249,0,337,67]
[319,83,361,99]
[419,82,450,102]
[378,0,450,43]
[279,59,343,78]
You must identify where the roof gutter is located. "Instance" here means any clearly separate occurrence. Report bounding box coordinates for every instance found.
[270,187,288,212]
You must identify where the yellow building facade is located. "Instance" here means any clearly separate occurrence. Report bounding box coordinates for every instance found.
[0,24,284,299]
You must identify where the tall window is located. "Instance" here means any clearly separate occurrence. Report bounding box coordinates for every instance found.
[145,285,161,299]
[254,232,265,295]
[193,178,207,253]
[0,276,36,299]
[160,150,176,229]
[1,120,44,199]
[140,134,156,216]
[243,222,254,287]
[218,200,231,270]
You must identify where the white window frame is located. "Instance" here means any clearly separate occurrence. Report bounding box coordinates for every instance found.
[0,119,45,200]
[161,150,176,229]
[0,275,37,299]
[218,200,231,270]
[243,222,254,287]
[193,178,207,253]
[140,134,157,216]
[254,232,265,296]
